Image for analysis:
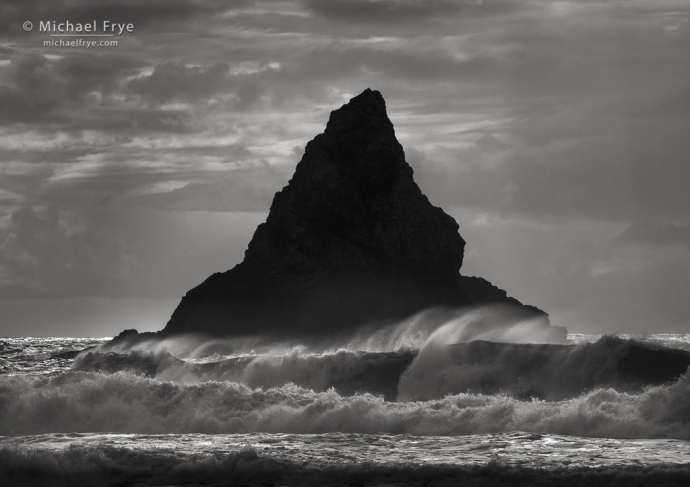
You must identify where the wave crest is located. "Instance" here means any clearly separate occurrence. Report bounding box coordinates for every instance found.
[2,369,690,439]
[399,334,690,400]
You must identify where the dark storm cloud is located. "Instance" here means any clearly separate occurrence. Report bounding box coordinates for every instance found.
[0,53,216,138]
[0,140,284,221]
[0,54,65,122]
[57,54,144,100]
[0,52,144,124]
[397,5,690,225]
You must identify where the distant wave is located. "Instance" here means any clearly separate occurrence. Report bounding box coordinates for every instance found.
[2,367,690,439]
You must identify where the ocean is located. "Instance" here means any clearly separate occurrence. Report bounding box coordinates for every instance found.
[2,318,690,486]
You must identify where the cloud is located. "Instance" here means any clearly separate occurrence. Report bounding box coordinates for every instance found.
[0,53,65,122]
[475,133,509,152]
[0,204,267,300]
[302,0,517,22]
[456,213,690,334]
[132,166,289,213]
[57,53,144,101]
[126,62,232,104]
[303,0,459,21]
[617,222,690,250]
[0,52,144,125]
[124,59,285,109]
[0,206,136,297]
[409,111,690,223]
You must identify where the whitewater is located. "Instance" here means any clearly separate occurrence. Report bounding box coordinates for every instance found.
[2,310,690,486]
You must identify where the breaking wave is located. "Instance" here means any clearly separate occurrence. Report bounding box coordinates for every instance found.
[72,347,414,400]
[69,335,690,402]
[2,367,690,439]
[92,304,567,358]
[399,335,690,400]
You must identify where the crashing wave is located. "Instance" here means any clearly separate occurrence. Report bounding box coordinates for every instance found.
[2,366,690,439]
[399,335,690,400]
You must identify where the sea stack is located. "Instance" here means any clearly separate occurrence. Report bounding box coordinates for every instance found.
[162,89,546,337]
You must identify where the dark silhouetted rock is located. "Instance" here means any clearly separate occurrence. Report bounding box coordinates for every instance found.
[52,346,96,360]
[458,275,548,320]
[99,329,158,352]
[161,89,547,338]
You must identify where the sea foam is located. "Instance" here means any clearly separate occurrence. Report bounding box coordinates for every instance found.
[4,441,690,487]
[2,369,690,439]
[70,335,690,401]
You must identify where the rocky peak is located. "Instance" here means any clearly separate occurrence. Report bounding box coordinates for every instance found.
[244,88,464,284]
[160,89,542,338]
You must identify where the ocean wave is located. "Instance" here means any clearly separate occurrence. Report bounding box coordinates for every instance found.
[72,348,414,400]
[71,335,690,402]
[399,334,690,401]
[2,440,690,487]
[340,304,566,351]
[1,368,690,439]
[90,304,567,359]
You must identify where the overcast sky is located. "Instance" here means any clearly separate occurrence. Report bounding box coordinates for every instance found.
[1,0,689,337]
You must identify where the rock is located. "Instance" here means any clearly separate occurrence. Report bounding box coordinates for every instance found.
[99,329,159,352]
[51,346,96,360]
[458,275,548,320]
[161,89,550,338]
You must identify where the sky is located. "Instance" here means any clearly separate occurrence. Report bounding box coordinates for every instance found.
[0,0,689,337]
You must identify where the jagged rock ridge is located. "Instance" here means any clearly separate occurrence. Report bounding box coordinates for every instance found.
[162,89,545,337]
[457,275,548,320]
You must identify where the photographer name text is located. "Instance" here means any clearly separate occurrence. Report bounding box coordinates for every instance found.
[38,21,133,35]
